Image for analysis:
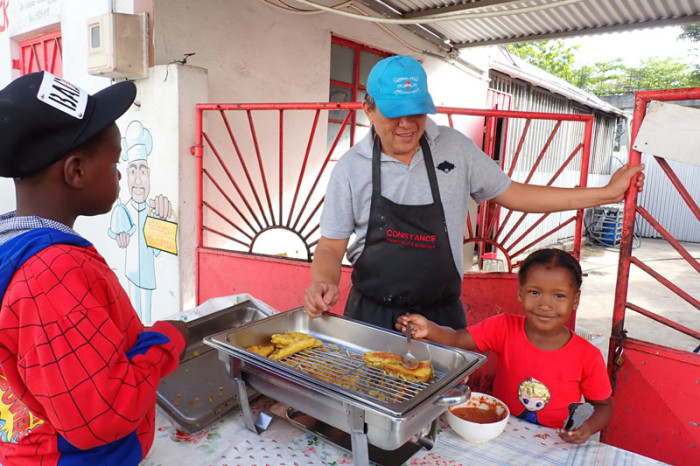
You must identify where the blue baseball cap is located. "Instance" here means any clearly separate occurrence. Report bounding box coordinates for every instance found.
[366,55,437,118]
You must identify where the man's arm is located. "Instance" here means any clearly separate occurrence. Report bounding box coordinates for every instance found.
[304,236,349,317]
[493,164,644,213]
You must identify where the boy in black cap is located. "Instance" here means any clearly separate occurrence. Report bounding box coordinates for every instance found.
[0,72,188,465]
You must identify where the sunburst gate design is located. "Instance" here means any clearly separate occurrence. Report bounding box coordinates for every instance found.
[193,103,597,269]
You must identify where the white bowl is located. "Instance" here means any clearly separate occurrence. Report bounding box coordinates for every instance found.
[446,392,510,444]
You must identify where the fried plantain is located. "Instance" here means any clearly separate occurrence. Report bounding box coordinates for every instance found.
[363,351,434,383]
[245,344,275,357]
[380,360,434,383]
[362,351,401,368]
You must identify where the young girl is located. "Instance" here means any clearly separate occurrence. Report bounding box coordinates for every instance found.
[396,248,613,444]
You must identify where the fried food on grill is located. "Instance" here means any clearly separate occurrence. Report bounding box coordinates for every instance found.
[245,331,322,360]
[363,351,434,383]
[380,360,434,383]
[363,351,401,368]
[245,344,275,357]
[269,337,322,360]
[271,331,319,347]
[247,331,321,360]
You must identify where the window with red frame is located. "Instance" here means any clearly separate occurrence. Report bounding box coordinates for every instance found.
[328,37,390,159]
[18,29,63,76]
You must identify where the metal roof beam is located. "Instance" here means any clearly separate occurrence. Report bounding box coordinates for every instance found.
[452,15,700,48]
[353,0,455,52]
[403,0,524,19]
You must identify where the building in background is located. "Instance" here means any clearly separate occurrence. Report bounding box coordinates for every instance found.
[0,0,624,319]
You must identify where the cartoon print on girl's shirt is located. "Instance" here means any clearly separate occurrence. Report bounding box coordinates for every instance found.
[516,377,551,425]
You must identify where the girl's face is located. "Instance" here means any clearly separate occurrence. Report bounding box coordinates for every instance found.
[518,264,580,335]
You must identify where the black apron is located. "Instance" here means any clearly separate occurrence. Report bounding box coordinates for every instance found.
[344,133,466,330]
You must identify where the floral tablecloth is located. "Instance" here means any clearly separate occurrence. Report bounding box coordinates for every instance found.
[143,396,664,466]
[143,397,355,466]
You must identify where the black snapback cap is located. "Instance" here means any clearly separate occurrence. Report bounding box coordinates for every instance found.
[0,71,136,177]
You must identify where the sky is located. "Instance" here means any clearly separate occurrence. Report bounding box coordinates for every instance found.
[560,25,698,67]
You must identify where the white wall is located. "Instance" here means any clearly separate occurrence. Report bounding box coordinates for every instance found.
[0,0,491,315]
[151,0,489,108]
[149,0,491,277]
[82,64,208,320]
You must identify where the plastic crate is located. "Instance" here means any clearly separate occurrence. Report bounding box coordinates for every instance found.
[587,205,623,246]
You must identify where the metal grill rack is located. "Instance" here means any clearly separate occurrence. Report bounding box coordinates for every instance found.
[279,343,444,405]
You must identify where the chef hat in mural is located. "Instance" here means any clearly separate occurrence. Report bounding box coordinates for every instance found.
[121,120,153,162]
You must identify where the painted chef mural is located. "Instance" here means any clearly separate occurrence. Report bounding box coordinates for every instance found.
[108,120,178,323]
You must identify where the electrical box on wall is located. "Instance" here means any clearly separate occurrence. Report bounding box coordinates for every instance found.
[87,13,148,79]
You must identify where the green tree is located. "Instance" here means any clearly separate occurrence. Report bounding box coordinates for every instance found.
[679,24,700,42]
[507,38,700,96]
[584,57,700,95]
[679,24,700,79]
[507,41,579,83]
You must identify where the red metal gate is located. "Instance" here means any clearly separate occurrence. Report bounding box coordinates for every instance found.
[192,102,598,392]
[19,30,63,76]
[604,88,700,465]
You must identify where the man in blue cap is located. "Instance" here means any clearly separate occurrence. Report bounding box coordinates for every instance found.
[304,55,644,330]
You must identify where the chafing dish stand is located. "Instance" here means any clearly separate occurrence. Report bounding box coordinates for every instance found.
[206,309,486,466]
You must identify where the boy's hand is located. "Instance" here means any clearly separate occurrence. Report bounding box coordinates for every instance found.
[395,314,430,339]
[165,320,190,359]
[556,422,593,444]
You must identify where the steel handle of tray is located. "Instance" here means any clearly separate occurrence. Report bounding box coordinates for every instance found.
[434,382,471,406]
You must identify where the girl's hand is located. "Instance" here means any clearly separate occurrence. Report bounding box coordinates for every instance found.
[605,163,645,202]
[395,314,430,339]
[556,422,593,444]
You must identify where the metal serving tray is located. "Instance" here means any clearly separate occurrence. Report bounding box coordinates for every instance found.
[204,308,486,452]
[156,299,270,432]
[205,308,484,415]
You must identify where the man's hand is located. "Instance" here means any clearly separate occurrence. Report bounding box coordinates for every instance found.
[149,194,171,219]
[303,281,339,318]
[116,231,130,248]
[604,163,645,203]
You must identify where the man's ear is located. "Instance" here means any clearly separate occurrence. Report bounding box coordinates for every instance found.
[62,153,86,188]
[362,101,374,123]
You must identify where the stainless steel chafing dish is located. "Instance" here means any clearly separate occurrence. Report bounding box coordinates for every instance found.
[156,299,271,432]
[204,308,486,465]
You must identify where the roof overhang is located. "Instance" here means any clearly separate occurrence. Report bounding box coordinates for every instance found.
[302,0,700,51]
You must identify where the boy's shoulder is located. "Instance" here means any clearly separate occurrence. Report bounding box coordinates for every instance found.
[0,228,94,296]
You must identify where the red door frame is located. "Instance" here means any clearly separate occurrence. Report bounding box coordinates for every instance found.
[19,29,63,76]
[604,87,700,465]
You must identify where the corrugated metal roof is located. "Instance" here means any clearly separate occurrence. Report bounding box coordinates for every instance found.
[350,0,700,49]
[489,47,627,116]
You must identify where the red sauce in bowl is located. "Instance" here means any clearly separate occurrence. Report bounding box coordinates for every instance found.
[450,405,507,424]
